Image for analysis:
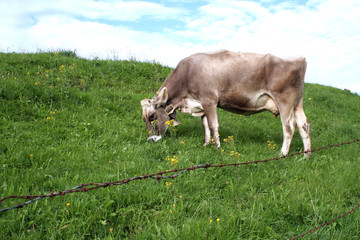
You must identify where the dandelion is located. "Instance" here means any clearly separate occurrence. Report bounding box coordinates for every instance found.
[29,154,33,158]
[165,119,175,126]
[34,82,40,85]
[166,155,179,166]
[267,140,276,150]
[66,203,70,206]
[46,116,53,120]
[109,228,113,232]
[179,195,183,199]
[216,218,220,222]
[165,182,172,187]
[169,210,173,213]
[173,204,176,207]
[180,141,184,144]
[210,220,213,223]
[50,111,56,115]
[223,135,234,142]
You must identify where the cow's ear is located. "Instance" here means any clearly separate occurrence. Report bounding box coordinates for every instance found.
[154,87,168,107]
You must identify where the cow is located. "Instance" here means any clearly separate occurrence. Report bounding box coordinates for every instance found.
[141,50,311,156]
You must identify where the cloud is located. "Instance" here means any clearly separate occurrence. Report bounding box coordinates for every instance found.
[0,0,359,94]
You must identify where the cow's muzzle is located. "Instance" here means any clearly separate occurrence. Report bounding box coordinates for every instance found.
[147,135,162,142]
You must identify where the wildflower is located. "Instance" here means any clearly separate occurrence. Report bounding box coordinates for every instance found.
[50,111,56,115]
[180,141,184,144]
[109,228,113,232]
[29,154,33,158]
[217,218,220,222]
[66,203,70,206]
[173,204,176,207]
[46,116,53,120]
[165,119,175,126]
[210,220,213,223]
[165,182,172,187]
[267,140,276,150]
[34,82,40,85]
[169,210,173,213]
[166,155,179,166]
[308,97,312,101]
[179,195,183,199]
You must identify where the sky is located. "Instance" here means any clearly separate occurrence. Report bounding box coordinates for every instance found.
[1,0,360,94]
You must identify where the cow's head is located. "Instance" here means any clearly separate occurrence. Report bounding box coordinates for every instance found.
[141,87,180,142]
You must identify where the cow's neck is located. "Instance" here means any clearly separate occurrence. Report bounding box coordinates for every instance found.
[161,79,187,110]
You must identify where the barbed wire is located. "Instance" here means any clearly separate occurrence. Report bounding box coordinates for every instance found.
[1,139,359,212]
[289,203,360,239]
[0,139,359,239]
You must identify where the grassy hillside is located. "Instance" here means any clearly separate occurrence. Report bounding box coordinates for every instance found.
[0,51,359,239]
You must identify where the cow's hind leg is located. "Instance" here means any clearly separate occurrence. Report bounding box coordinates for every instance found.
[202,115,211,146]
[294,103,311,156]
[279,109,297,156]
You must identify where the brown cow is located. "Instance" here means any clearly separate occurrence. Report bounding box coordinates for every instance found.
[141,50,311,156]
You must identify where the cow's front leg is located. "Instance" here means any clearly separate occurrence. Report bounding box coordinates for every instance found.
[203,103,220,148]
[202,115,211,145]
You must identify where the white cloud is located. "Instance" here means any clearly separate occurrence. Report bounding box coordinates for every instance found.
[0,0,359,94]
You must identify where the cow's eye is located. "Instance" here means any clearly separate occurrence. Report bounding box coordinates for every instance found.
[149,113,155,121]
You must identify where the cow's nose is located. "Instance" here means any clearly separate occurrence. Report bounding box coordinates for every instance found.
[147,135,162,142]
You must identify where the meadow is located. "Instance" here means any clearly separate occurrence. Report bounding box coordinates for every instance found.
[0,51,359,239]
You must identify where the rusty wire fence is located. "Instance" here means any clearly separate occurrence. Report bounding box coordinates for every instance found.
[1,139,359,239]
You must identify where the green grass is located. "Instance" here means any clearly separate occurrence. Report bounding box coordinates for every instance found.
[1,51,359,239]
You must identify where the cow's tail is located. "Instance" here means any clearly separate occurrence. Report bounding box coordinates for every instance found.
[295,57,307,107]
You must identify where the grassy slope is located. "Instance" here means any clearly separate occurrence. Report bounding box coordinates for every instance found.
[0,52,359,239]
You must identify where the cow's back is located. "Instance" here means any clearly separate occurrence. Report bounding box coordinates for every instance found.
[179,50,306,114]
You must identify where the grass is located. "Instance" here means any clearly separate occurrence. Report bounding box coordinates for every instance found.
[0,51,359,239]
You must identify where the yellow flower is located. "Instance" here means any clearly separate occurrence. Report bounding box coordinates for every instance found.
[46,116,53,120]
[29,154,33,158]
[165,182,172,187]
[179,195,183,199]
[66,203,70,206]
[34,82,40,85]
[180,141,184,144]
[169,210,173,213]
[50,111,56,115]
[210,220,213,223]
[216,218,220,222]
[165,119,175,126]
[173,204,176,207]
[308,97,312,101]
[109,228,113,232]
